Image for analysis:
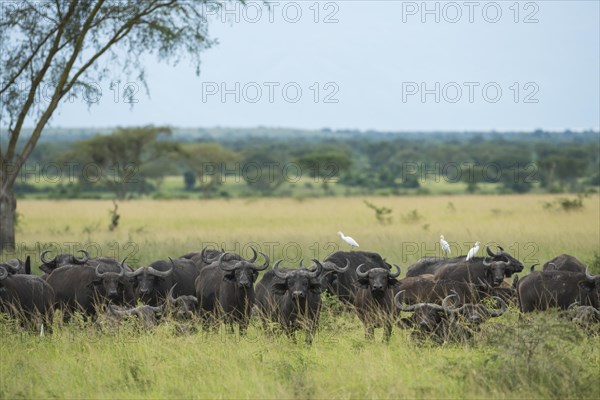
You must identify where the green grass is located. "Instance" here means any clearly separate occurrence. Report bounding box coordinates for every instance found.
[1,194,600,398]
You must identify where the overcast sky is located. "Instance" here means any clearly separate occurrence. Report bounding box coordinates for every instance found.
[47,1,600,132]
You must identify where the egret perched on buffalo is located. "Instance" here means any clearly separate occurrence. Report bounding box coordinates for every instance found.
[466,241,480,261]
[440,235,451,258]
[338,231,359,249]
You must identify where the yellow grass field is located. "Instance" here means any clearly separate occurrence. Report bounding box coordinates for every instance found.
[8,194,600,270]
[1,194,599,399]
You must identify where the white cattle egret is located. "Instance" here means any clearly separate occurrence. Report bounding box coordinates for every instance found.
[440,235,451,257]
[40,324,45,337]
[466,241,480,261]
[338,231,359,249]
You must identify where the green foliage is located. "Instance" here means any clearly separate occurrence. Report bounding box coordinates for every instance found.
[364,200,393,224]
[543,194,586,212]
[400,209,424,223]
[64,126,174,199]
[476,312,598,398]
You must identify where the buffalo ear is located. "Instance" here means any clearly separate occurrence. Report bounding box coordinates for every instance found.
[25,256,31,274]
[87,278,102,288]
[39,264,52,274]
[309,282,322,293]
[578,280,595,292]
[388,278,400,287]
[354,279,369,289]
[223,273,236,282]
[272,283,288,295]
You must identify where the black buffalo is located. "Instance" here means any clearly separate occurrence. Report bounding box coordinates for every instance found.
[127,258,199,305]
[47,260,135,317]
[0,265,55,325]
[196,250,269,334]
[563,303,600,332]
[255,259,330,344]
[105,287,198,327]
[434,259,514,288]
[320,250,393,304]
[543,254,587,273]
[354,263,401,341]
[2,256,31,275]
[39,249,89,276]
[395,291,507,343]
[517,268,600,312]
[182,247,257,270]
[406,245,524,277]
[395,276,483,305]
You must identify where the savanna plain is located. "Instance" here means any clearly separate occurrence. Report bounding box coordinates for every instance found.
[1,194,599,399]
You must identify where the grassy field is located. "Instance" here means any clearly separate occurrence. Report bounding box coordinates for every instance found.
[1,194,599,398]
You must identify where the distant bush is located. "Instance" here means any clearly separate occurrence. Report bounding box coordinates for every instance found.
[543,194,585,212]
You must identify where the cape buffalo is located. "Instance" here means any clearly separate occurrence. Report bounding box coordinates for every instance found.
[195,250,269,334]
[255,259,331,344]
[105,287,198,328]
[395,276,483,305]
[126,257,200,305]
[395,291,506,343]
[39,249,89,275]
[543,254,587,273]
[354,263,401,341]
[406,245,524,277]
[517,268,600,312]
[434,259,513,288]
[46,260,135,317]
[2,257,31,275]
[320,250,393,304]
[183,247,257,270]
[0,265,55,325]
[563,302,600,332]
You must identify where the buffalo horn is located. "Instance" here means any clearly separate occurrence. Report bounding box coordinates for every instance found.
[118,258,127,277]
[252,252,270,271]
[272,259,288,279]
[125,267,145,278]
[40,250,55,265]
[218,253,237,272]
[442,292,460,312]
[389,264,401,278]
[167,283,178,303]
[307,259,323,278]
[585,267,594,280]
[356,264,369,278]
[74,249,89,264]
[246,247,258,263]
[394,290,444,312]
[486,296,507,317]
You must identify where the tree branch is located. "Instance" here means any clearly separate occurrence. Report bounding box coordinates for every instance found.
[4,0,79,162]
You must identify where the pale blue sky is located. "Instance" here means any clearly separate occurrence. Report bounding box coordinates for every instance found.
[48,1,600,131]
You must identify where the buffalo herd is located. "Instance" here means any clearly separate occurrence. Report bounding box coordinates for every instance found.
[0,247,598,342]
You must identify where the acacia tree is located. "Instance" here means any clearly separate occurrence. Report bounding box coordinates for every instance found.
[66,126,176,199]
[0,0,227,251]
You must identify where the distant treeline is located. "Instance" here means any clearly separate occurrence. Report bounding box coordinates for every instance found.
[12,127,600,199]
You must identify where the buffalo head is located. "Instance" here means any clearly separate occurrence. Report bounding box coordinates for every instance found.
[218,249,269,289]
[272,259,324,302]
[485,245,524,275]
[40,249,89,273]
[126,259,174,302]
[356,264,401,297]
[90,258,127,301]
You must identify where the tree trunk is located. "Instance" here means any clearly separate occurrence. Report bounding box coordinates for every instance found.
[0,186,16,252]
